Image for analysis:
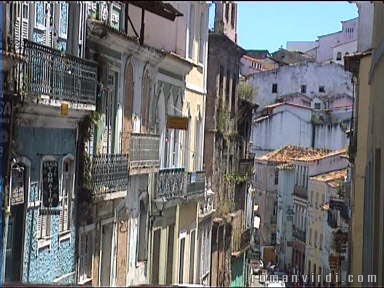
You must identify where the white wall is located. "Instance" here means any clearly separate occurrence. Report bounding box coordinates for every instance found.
[252,105,313,155]
[247,62,353,108]
[332,40,358,65]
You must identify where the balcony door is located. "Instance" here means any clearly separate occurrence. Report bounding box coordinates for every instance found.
[99,221,114,286]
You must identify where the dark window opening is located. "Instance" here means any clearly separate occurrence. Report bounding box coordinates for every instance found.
[319,86,325,93]
[314,103,321,110]
[272,83,278,93]
[301,85,306,94]
[336,52,342,61]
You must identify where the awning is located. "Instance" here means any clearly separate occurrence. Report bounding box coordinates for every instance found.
[130,1,183,21]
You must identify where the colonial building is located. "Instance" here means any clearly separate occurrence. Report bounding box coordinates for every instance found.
[305,168,350,285]
[247,61,354,157]
[205,2,254,286]
[343,2,374,285]
[3,2,97,284]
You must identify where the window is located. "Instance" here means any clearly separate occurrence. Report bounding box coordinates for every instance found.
[58,2,69,39]
[319,86,325,93]
[198,11,205,63]
[314,103,321,110]
[271,233,276,245]
[309,228,312,245]
[188,5,195,59]
[274,169,279,185]
[225,3,230,22]
[179,237,186,283]
[336,52,342,61]
[272,83,278,93]
[231,75,236,116]
[301,85,307,94]
[231,4,235,28]
[60,156,74,234]
[319,233,323,251]
[137,197,148,261]
[35,2,46,29]
[189,230,196,283]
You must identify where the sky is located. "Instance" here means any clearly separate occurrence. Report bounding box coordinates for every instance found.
[208,1,358,53]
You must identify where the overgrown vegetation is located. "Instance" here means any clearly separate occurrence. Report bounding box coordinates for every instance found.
[224,172,248,184]
[238,82,255,102]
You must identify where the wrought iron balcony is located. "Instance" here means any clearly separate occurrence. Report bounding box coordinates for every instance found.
[239,159,253,176]
[294,185,307,199]
[22,39,97,105]
[156,168,186,200]
[91,153,129,197]
[292,226,306,243]
[186,171,205,197]
[129,133,160,175]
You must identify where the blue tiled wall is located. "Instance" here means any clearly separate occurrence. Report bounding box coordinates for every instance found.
[15,127,77,284]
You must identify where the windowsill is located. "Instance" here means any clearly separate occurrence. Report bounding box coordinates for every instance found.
[59,231,71,243]
[38,237,52,250]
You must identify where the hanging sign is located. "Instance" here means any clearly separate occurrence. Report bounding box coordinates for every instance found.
[167,116,189,130]
[10,165,25,205]
[42,160,59,208]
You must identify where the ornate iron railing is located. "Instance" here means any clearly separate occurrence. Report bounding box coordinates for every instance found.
[91,154,129,195]
[129,133,160,172]
[186,171,205,196]
[23,39,97,104]
[239,159,253,176]
[156,168,186,199]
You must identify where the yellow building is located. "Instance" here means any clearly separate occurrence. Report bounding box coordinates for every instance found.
[306,169,349,286]
[345,50,372,283]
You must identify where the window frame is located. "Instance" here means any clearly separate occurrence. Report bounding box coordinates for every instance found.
[59,154,75,241]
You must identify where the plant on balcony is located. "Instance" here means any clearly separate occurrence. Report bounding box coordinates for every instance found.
[216,198,235,217]
[78,111,101,201]
[238,82,255,102]
[224,172,248,184]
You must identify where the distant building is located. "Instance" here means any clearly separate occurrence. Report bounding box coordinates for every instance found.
[286,17,359,65]
[271,49,315,65]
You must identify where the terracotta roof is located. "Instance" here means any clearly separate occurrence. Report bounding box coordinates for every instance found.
[310,169,347,186]
[293,148,347,162]
[256,145,331,164]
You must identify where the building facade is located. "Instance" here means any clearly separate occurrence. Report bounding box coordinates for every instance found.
[3,2,97,284]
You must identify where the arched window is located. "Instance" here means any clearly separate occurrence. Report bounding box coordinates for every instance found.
[141,69,151,133]
[137,195,148,261]
[60,155,74,234]
[123,62,134,153]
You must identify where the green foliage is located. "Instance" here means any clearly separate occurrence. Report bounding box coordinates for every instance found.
[224,172,248,184]
[238,82,254,101]
[217,198,235,217]
[217,109,230,133]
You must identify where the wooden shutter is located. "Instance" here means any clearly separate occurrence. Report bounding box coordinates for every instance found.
[14,2,30,50]
[37,209,42,238]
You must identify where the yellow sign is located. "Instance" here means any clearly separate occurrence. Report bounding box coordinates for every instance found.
[167,116,189,130]
[61,103,69,116]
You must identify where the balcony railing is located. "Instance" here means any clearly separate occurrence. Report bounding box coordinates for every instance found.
[186,171,205,197]
[239,159,253,176]
[156,168,186,200]
[23,39,97,104]
[129,133,160,174]
[292,226,306,242]
[91,154,129,196]
[294,185,307,199]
